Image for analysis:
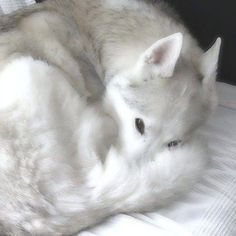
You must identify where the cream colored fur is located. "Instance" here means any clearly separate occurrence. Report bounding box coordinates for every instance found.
[0,0,221,235]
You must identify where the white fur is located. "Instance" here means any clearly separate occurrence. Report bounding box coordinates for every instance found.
[0,0,222,235]
[0,57,89,235]
[140,33,183,78]
[0,55,208,235]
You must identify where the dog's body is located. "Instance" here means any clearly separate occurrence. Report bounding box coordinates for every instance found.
[0,0,221,235]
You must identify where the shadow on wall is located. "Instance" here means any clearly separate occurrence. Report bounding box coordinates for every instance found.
[163,0,236,86]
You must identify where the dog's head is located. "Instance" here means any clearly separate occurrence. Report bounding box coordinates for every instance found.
[105,33,221,163]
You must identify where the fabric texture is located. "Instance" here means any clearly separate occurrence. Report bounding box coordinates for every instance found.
[0,0,35,14]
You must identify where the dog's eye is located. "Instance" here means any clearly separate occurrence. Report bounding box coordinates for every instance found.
[167,140,182,149]
[135,118,145,135]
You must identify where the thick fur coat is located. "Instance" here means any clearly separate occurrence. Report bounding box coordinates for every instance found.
[0,0,221,235]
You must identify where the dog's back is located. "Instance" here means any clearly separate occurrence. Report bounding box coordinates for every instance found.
[0,3,95,97]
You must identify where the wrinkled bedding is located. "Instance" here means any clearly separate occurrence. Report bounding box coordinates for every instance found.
[0,0,35,14]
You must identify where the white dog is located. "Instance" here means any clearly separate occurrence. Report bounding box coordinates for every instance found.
[0,0,221,235]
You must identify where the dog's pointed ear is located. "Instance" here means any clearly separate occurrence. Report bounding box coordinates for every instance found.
[139,33,183,78]
[201,38,221,87]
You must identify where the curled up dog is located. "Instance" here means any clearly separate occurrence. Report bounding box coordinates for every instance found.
[0,0,221,235]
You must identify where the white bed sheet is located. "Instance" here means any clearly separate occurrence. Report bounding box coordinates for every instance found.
[0,0,35,14]
[79,82,236,236]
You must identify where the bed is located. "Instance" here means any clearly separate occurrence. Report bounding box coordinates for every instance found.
[1,1,236,235]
